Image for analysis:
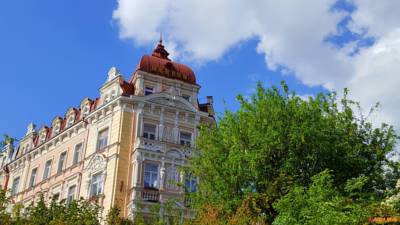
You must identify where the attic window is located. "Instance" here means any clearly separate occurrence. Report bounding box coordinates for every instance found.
[82,105,90,117]
[145,87,154,96]
[67,114,75,127]
[40,132,47,144]
[53,125,60,136]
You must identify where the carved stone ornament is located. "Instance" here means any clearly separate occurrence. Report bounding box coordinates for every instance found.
[26,122,36,136]
[107,66,121,82]
[85,154,107,173]
[148,95,196,112]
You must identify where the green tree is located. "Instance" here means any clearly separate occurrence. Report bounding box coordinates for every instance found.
[273,170,369,225]
[106,206,134,225]
[189,82,397,223]
[27,194,50,225]
[0,189,12,225]
[0,134,16,148]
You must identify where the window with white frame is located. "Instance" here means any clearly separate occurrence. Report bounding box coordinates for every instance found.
[43,160,52,180]
[67,114,75,127]
[165,164,180,190]
[82,105,90,117]
[11,177,20,196]
[143,123,156,140]
[90,173,103,197]
[144,86,154,96]
[144,163,159,189]
[57,152,67,173]
[53,124,60,136]
[66,185,76,204]
[40,132,47,144]
[180,132,192,146]
[185,172,197,193]
[29,168,37,188]
[73,143,82,165]
[96,128,109,150]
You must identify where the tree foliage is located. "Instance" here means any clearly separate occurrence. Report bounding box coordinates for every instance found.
[0,134,16,148]
[0,190,101,225]
[273,170,369,225]
[189,81,398,223]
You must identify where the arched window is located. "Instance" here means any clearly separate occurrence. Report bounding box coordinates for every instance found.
[82,105,90,117]
[53,123,60,136]
[67,112,75,127]
[40,131,47,144]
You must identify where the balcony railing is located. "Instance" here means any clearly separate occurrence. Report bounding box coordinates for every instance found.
[137,137,193,155]
[141,189,160,202]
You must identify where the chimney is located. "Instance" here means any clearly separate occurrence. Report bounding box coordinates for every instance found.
[206,96,213,105]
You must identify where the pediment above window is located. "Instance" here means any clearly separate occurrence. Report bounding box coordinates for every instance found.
[85,154,107,173]
[144,93,197,112]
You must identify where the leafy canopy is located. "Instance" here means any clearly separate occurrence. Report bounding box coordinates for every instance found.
[189,81,397,222]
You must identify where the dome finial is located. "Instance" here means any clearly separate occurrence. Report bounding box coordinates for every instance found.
[152,34,170,60]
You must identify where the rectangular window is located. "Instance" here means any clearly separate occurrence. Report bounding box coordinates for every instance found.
[180,132,192,146]
[143,123,156,140]
[57,152,67,173]
[66,185,76,204]
[185,173,197,193]
[29,168,37,188]
[166,165,180,189]
[144,86,154,96]
[11,177,20,196]
[96,128,109,150]
[144,163,159,189]
[53,193,60,201]
[73,143,82,165]
[90,173,103,197]
[182,94,191,102]
[43,160,52,180]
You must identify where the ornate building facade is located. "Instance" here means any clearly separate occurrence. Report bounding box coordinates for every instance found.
[0,41,214,220]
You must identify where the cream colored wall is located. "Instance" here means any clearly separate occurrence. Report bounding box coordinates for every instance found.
[11,128,89,203]
[113,110,135,216]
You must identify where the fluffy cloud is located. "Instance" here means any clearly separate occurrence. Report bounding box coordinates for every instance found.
[113,0,400,129]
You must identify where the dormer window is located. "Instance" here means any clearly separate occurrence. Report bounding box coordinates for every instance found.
[67,117,74,127]
[145,87,154,96]
[82,105,90,117]
[67,113,75,127]
[53,124,60,136]
[40,131,47,144]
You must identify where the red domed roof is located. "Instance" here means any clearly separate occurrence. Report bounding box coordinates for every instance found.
[136,41,196,85]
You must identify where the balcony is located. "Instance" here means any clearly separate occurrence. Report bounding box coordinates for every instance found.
[138,138,163,152]
[141,189,160,202]
[137,137,193,156]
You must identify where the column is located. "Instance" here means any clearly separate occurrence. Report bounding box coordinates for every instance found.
[158,107,165,141]
[172,111,179,144]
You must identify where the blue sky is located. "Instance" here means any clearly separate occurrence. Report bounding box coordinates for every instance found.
[1,0,400,141]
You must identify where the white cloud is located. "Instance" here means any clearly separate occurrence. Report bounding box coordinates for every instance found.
[113,0,400,130]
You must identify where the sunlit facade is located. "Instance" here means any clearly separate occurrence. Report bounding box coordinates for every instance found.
[0,41,214,220]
